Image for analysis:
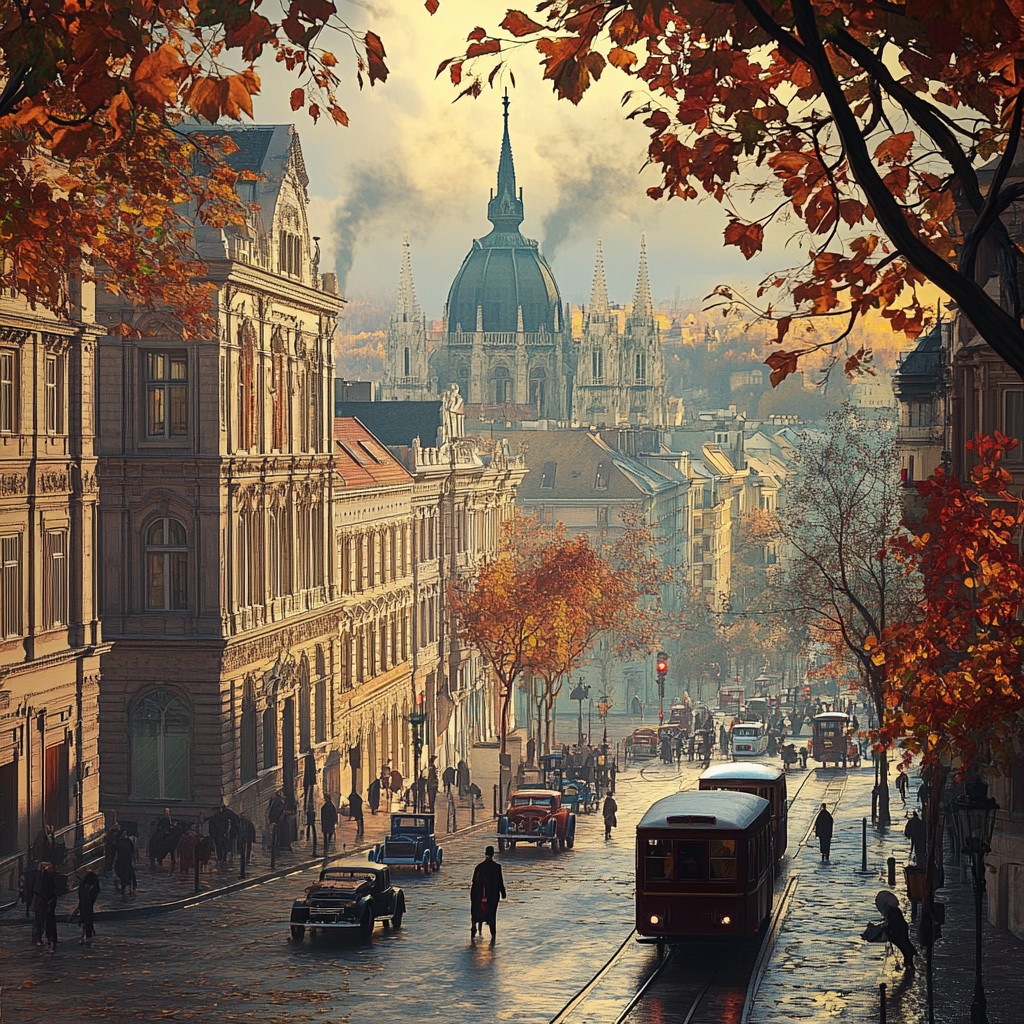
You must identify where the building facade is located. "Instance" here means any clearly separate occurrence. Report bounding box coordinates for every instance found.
[95,124,344,823]
[0,278,107,893]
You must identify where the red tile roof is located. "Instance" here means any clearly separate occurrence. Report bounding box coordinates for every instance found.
[333,418,414,489]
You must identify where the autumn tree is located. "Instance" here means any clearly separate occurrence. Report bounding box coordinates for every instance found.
[870,434,1024,774]
[442,1,1024,381]
[523,535,635,753]
[776,408,918,824]
[0,0,387,335]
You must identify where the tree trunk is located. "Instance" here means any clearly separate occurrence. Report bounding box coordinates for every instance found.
[499,674,513,756]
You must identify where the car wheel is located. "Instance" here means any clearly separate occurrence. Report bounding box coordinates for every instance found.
[566,829,575,849]
[422,853,431,876]
[436,848,443,869]
[392,896,405,930]
[360,910,374,943]
[290,925,305,941]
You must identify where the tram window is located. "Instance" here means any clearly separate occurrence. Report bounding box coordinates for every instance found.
[675,841,706,880]
[645,839,674,880]
[709,839,736,880]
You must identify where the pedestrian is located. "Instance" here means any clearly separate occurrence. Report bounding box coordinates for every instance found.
[875,891,915,971]
[209,805,231,864]
[470,845,507,943]
[349,790,364,837]
[767,732,778,757]
[427,758,439,813]
[905,811,926,864]
[177,825,200,874]
[283,790,298,850]
[320,794,338,849]
[390,767,405,807]
[267,791,286,850]
[895,768,908,807]
[77,870,100,945]
[719,724,729,757]
[302,750,317,810]
[814,802,834,862]
[380,765,392,810]
[368,775,382,816]
[442,762,456,794]
[602,794,618,840]
[113,830,136,894]
[32,861,59,952]
[456,759,469,797]
[687,734,696,761]
[526,735,536,767]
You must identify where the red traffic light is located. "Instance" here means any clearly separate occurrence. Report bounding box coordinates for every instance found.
[804,686,811,696]
[656,659,668,675]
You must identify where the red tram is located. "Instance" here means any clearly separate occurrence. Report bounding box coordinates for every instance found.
[698,762,788,860]
[635,790,773,940]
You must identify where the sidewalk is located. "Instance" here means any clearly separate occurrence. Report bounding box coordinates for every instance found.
[0,790,488,926]
[748,762,1024,1023]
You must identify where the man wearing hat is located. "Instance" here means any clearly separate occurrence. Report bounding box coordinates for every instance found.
[470,846,507,943]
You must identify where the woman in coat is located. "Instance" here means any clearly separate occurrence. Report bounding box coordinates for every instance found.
[603,794,618,841]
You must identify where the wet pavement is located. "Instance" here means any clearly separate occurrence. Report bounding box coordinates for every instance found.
[0,757,702,1024]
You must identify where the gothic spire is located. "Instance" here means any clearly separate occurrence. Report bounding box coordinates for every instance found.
[487,90,524,232]
[590,238,610,320]
[632,235,653,319]
[395,234,421,322]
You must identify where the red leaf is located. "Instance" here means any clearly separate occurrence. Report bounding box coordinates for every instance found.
[467,39,501,58]
[765,349,800,387]
[501,10,544,36]
[874,131,915,165]
[425,0,439,12]
[468,26,487,41]
[290,87,305,111]
[723,218,764,259]
[450,61,463,85]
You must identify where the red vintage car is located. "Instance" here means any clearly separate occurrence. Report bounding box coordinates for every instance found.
[496,789,577,852]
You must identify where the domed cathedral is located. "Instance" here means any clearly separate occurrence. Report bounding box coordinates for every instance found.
[431,93,573,421]
[574,238,668,428]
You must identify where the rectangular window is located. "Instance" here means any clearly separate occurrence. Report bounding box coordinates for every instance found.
[1004,391,1024,461]
[709,838,737,880]
[541,461,557,489]
[0,351,15,432]
[146,352,188,438]
[43,530,68,628]
[597,507,609,527]
[0,534,21,638]
[594,460,610,490]
[45,355,61,434]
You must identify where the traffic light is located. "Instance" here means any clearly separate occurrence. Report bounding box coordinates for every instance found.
[656,653,668,676]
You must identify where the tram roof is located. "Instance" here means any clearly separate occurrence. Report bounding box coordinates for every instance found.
[814,712,850,721]
[699,763,785,783]
[638,790,769,832]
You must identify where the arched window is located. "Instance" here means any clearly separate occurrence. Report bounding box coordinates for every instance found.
[262,702,278,770]
[130,690,190,799]
[493,366,512,405]
[298,657,311,753]
[240,678,257,783]
[146,518,188,610]
[314,644,327,744]
[634,351,646,384]
[404,347,410,377]
[592,348,604,383]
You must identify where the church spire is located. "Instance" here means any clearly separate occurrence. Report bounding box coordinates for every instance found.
[487,90,524,233]
[590,238,610,320]
[632,235,653,319]
[396,234,421,322]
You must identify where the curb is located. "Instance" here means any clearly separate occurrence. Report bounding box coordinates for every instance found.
[0,817,494,927]
[741,872,800,1023]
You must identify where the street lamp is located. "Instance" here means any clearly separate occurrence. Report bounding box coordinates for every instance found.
[656,652,668,723]
[952,777,1000,1024]
[569,680,590,748]
[408,696,428,813]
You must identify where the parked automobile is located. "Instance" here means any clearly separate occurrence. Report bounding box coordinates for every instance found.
[370,813,443,873]
[560,777,597,814]
[497,789,576,852]
[625,727,659,760]
[288,862,405,943]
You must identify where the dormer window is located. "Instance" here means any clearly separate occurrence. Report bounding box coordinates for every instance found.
[278,230,304,279]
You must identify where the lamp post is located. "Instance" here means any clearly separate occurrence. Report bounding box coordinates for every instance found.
[656,652,668,723]
[409,696,427,814]
[569,681,590,748]
[952,777,999,1024]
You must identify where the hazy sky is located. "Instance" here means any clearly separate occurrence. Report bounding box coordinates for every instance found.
[250,0,793,318]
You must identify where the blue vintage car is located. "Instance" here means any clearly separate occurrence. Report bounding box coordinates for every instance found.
[370,813,443,873]
[560,777,597,814]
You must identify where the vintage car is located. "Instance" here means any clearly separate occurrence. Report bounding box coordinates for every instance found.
[560,777,597,814]
[497,789,576,852]
[625,727,659,760]
[369,813,443,873]
[288,861,405,943]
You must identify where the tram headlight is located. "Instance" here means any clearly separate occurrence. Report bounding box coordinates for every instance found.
[720,915,731,925]
[650,914,661,925]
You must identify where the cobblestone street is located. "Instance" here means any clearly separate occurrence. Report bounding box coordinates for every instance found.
[0,760,699,1024]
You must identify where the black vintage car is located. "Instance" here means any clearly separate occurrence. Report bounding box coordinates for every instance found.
[288,861,406,943]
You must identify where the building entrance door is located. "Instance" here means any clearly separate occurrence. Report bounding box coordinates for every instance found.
[282,698,295,794]
[0,758,17,854]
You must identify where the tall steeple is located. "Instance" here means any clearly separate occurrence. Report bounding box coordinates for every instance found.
[487,90,524,233]
[590,238,610,320]
[632,235,653,319]
[396,234,421,323]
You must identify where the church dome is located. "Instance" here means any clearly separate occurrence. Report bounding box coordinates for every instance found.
[446,97,563,335]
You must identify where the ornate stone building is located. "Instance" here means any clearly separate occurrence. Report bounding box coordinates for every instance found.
[574,239,668,428]
[378,237,432,403]
[95,124,343,822]
[0,277,107,894]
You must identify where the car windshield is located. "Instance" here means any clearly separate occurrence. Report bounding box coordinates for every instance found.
[321,871,374,884]
[392,817,430,831]
[735,727,760,737]
[511,796,554,808]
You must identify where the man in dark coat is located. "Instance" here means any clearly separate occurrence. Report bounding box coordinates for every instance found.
[209,806,231,864]
[442,763,456,793]
[349,790,364,837]
[320,794,338,848]
[31,861,59,951]
[77,870,100,945]
[367,776,382,816]
[267,791,286,850]
[602,794,618,840]
[470,846,507,942]
[905,811,927,864]
[113,832,136,893]
[814,803,834,862]
[427,758,439,813]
